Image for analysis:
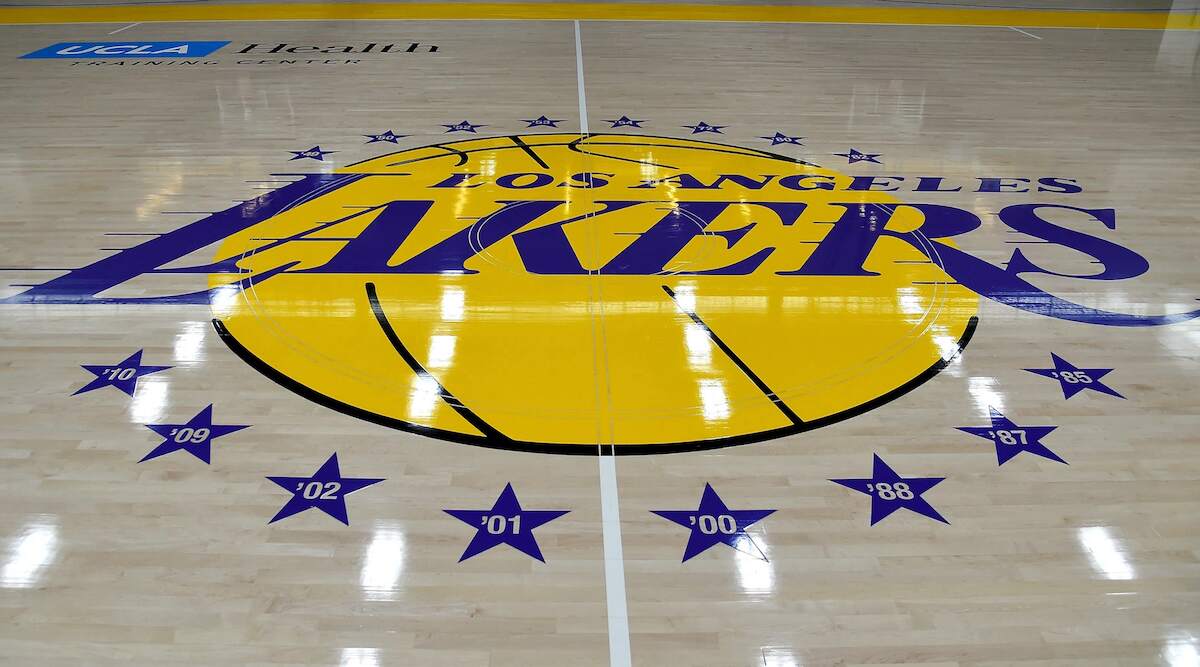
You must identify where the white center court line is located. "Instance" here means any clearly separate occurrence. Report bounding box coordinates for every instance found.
[575,19,632,667]
[107,22,141,34]
[1007,26,1043,40]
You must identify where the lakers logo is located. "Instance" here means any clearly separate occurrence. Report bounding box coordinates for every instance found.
[208,134,979,453]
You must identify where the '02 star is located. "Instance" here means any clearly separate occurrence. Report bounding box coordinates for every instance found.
[521,115,564,128]
[141,404,250,464]
[442,120,487,133]
[833,148,882,164]
[830,454,948,525]
[759,132,804,146]
[956,407,1064,465]
[444,483,569,562]
[73,349,171,397]
[683,121,726,134]
[1024,352,1124,399]
[266,453,385,525]
[602,115,646,129]
[652,483,776,562]
[289,146,336,161]
[363,130,406,144]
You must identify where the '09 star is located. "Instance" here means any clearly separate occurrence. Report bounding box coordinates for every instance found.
[141,404,250,464]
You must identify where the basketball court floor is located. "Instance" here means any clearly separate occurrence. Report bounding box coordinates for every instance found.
[1,1,1199,665]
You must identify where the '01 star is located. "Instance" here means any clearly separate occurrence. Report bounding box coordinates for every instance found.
[444,483,569,562]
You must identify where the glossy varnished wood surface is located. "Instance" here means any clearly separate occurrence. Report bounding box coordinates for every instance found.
[1,4,1199,666]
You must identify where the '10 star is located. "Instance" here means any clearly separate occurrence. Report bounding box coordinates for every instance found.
[74,349,171,397]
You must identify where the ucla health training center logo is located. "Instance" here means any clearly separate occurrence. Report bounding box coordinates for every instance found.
[8,133,1198,454]
[19,40,438,66]
[21,41,232,58]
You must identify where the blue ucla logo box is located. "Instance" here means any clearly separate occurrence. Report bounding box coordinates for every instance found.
[21,41,231,59]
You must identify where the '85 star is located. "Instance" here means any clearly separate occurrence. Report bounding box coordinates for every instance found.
[1024,352,1124,399]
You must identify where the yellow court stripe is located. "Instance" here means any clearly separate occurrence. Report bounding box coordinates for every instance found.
[0,2,1198,30]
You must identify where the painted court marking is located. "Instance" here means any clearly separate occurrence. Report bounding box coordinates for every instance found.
[1,3,1199,29]
[1007,25,1044,39]
[107,21,140,34]
[576,18,632,667]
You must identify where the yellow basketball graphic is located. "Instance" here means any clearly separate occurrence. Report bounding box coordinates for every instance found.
[209,134,978,453]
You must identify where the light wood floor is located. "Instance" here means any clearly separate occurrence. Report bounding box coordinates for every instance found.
[1,3,1199,666]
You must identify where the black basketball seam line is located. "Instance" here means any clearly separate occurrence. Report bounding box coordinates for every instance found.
[509,135,551,170]
[353,132,819,171]
[566,135,679,170]
[211,306,978,456]
[213,134,975,454]
[364,281,511,442]
[660,284,804,427]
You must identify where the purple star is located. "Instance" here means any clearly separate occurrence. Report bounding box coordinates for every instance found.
[141,404,250,464]
[444,484,569,562]
[442,120,486,133]
[73,349,171,397]
[521,115,563,128]
[363,130,406,144]
[683,121,725,134]
[1024,353,1124,399]
[830,455,948,525]
[956,407,1063,465]
[266,453,384,525]
[602,115,645,129]
[759,132,803,146]
[652,484,776,562]
[833,148,882,164]
[288,146,336,161]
